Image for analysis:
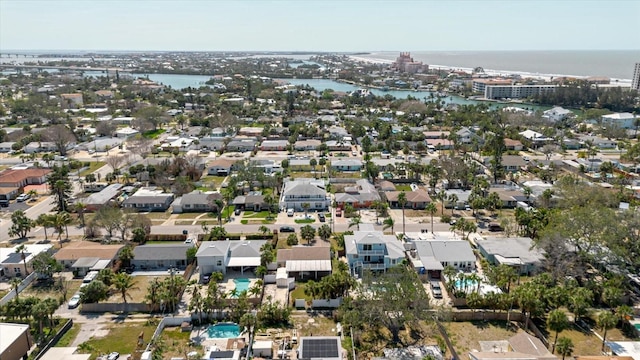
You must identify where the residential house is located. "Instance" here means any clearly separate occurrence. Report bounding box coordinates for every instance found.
[601,112,639,129]
[122,188,174,212]
[385,189,431,209]
[115,127,139,138]
[471,333,557,360]
[0,142,16,152]
[0,187,19,201]
[132,244,193,270]
[172,190,223,213]
[207,159,239,176]
[289,158,312,171]
[0,323,32,360]
[491,187,529,208]
[276,246,332,280]
[60,93,84,108]
[226,139,256,152]
[232,193,268,211]
[406,238,476,278]
[0,244,53,278]
[260,140,288,151]
[251,159,283,174]
[377,180,396,192]
[330,159,363,172]
[476,236,544,275]
[297,337,344,360]
[543,106,573,122]
[95,90,114,99]
[83,183,123,212]
[294,139,321,151]
[425,138,453,150]
[238,127,263,137]
[334,179,381,209]
[69,256,113,277]
[325,140,352,151]
[345,224,406,276]
[519,130,552,148]
[422,131,450,139]
[0,169,51,194]
[579,135,617,149]
[504,138,524,151]
[196,240,268,276]
[23,142,64,154]
[483,155,527,173]
[279,179,330,211]
[53,242,123,271]
[456,126,482,145]
[199,137,226,152]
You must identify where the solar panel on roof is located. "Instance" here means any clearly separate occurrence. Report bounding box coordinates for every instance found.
[301,338,339,359]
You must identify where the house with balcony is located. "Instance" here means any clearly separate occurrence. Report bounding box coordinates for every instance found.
[334,179,380,209]
[345,224,406,276]
[196,240,268,276]
[279,179,330,211]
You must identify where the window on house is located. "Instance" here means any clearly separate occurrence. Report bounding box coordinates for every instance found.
[364,256,371,262]
[217,260,222,266]
[363,244,372,251]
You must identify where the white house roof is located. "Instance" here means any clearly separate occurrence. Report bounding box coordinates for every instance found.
[286,260,332,272]
[196,242,229,257]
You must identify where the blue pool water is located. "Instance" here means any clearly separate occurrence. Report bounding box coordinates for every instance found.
[207,323,241,339]
[634,323,640,331]
[234,278,251,293]
[454,279,478,290]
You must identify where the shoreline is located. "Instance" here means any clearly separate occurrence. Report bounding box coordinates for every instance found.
[346,55,633,84]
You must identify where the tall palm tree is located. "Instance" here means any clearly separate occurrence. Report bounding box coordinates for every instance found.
[36,214,53,241]
[53,212,72,245]
[437,189,447,214]
[555,337,574,360]
[448,193,458,216]
[425,202,437,233]
[383,217,395,234]
[547,309,569,353]
[10,277,21,300]
[397,191,407,234]
[348,216,362,231]
[15,244,29,276]
[113,272,138,306]
[597,311,617,352]
[74,202,86,228]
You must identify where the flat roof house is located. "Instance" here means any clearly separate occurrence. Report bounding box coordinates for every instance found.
[122,188,174,212]
[406,240,476,278]
[0,322,32,360]
[277,246,332,280]
[330,159,363,172]
[476,236,545,275]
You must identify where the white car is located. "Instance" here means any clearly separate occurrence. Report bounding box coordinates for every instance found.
[16,194,30,202]
[68,294,81,309]
[107,352,120,360]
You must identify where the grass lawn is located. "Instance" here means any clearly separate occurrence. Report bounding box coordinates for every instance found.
[21,278,83,300]
[143,129,166,139]
[295,218,315,224]
[199,175,227,189]
[106,276,167,303]
[445,320,520,359]
[79,162,106,177]
[291,312,338,337]
[160,327,201,359]
[243,211,271,219]
[140,211,171,220]
[395,184,412,192]
[55,323,82,347]
[78,323,156,359]
[176,213,201,219]
[289,285,311,306]
[222,205,235,219]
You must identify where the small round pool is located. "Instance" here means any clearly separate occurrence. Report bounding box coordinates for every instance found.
[207,323,241,339]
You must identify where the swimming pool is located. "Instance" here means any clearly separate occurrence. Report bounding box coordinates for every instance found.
[454,279,478,291]
[234,278,251,293]
[207,323,241,339]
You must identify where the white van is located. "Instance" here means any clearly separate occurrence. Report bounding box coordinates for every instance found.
[287,208,294,217]
[83,270,99,284]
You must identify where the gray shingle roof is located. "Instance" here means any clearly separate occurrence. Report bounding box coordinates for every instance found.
[133,244,191,260]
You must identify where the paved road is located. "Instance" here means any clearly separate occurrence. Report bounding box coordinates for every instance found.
[0,196,56,243]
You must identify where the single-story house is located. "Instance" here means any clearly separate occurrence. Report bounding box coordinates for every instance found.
[0,142,16,152]
[476,236,544,275]
[0,244,53,278]
[122,188,174,212]
[276,246,332,280]
[330,159,363,172]
[385,190,431,209]
[53,242,123,270]
[232,194,268,211]
[504,138,524,151]
[131,243,193,270]
[115,127,140,138]
[483,155,527,173]
[406,240,476,278]
[226,139,256,152]
[70,256,112,277]
[196,240,268,276]
[260,140,288,151]
[0,323,31,360]
[172,190,223,213]
[0,168,51,189]
[207,159,239,176]
[294,139,322,151]
[0,187,19,201]
[325,140,351,151]
[83,183,123,212]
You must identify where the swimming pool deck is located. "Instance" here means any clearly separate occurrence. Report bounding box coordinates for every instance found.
[190,326,248,351]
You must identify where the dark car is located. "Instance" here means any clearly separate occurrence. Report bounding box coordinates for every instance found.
[488,223,504,232]
[318,213,326,222]
[279,226,295,233]
[0,200,9,207]
[202,274,211,284]
[234,208,242,216]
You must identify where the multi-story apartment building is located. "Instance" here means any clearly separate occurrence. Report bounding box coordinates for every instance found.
[632,62,640,91]
[484,84,557,100]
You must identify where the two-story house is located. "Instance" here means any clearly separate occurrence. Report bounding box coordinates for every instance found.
[279,179,330,211]
[196,240,268,277]
[345,224,406,277]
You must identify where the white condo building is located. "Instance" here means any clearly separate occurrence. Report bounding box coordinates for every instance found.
[632,62,640,91]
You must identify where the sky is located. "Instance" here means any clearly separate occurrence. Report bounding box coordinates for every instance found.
[1,0,639,52]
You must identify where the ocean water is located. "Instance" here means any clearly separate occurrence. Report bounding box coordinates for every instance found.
[358,50,640,80]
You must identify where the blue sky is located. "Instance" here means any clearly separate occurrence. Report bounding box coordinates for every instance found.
[1,0,639,51]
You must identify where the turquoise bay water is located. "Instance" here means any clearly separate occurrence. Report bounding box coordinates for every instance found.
[207,323,241,339]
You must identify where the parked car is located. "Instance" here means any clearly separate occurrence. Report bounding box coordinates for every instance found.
[318,213,326,222]
[488,223,504,232]
[279,226,295,233]
[68,294,81,309]
[202,274,211,284]
[335,208,342,217]
[286,208,294,217]
[430,281,443,299]
[16,194,30,202]
[0,199,9,207]
[234,208,242,216]
[107,352,120,360]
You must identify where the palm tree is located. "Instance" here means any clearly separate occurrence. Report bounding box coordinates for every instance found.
[398,191,407,234]
[597,311,617,352]
[53,212,73,245]
[556,337,574,360]
[547,309,569,353]
[36,214,53,241]
[113,272,138,306]
[448,193,458,216]
[15,244,29,276]
[425,202,437,233]
[10,277,21,300]
[383,217,395,234]
[348,216,362,231]
[258,225,270,236]
[437,189,447,215]
[26,189,39,201]
[189,284,205,325]
[74,202,86,228]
